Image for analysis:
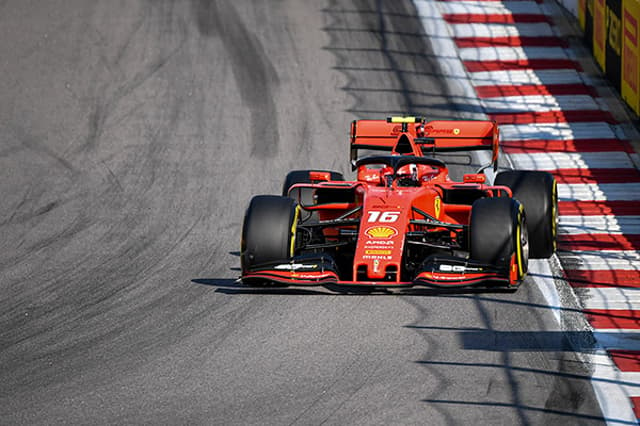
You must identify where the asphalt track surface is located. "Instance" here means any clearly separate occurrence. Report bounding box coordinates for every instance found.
[0,1,607,424]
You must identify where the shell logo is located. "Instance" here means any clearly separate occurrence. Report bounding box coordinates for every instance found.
[453,128,460,135]
[365,226,398,239]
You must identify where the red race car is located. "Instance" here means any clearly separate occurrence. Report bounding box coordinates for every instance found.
[241,117,557,290]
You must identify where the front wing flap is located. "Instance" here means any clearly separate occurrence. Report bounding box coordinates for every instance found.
[241,255,340,285]
[413,255,512,287]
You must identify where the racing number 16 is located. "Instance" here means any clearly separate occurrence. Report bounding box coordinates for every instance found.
[367,211,400,223]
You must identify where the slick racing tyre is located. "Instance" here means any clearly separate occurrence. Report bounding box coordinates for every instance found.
[495,170,557,258]
[470,197,528,283]
[282,170,344,196]
[241,195,299,278]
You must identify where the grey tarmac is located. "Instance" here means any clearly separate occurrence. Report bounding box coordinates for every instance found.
[0,1,605,424]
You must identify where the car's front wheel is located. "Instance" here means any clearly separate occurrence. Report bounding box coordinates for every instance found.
[241,195,299,283]
[470,197,528,285]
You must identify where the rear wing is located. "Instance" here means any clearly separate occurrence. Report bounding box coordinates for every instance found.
[349,117,499,171]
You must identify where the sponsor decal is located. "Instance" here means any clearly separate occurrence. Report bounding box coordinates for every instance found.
[365,226,398,239]
[439,264,483,272]
[623,9,638,96]
[365,240,394,246]
[423,126,456,136]
[434,197,441,218]
[594,0,607,69]
[274,263,317,271]
[453,128,460,135]
[293,273,326,279]
[367,211,400,223]
[432,274,464,281]
[365,249,392,255]
[621,0,639,112]
[363,255,392,260]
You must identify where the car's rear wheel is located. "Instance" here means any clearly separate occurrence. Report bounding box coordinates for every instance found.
[282,170,344,196]
[470,197,528,285]
[495,170,557,258]
[241,195,299,283]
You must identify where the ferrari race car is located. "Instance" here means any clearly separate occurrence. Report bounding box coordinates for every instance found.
[240,117,557,289]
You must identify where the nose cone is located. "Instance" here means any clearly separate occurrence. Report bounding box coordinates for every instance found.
[357,226,403,280]
[353,188,410,282]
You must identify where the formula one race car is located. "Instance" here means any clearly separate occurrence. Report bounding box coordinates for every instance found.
[241,117,557,289]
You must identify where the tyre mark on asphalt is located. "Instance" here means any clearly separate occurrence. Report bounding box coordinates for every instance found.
[84,47,184,152]
[192,0,280,158]
[82,8,187,153]
[12,125,76,174]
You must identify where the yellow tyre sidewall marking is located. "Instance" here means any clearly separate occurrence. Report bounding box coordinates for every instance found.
[290,205,300,258]
[515,204,525,279]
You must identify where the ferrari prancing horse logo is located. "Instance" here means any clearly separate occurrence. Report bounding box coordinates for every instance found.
[434,197,441,218]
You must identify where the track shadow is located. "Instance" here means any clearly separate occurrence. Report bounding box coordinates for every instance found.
[322,0,484,119]
[407,325,597,352]
[420,400,614,424]
[191,278,335,295]
[191,276,525,296]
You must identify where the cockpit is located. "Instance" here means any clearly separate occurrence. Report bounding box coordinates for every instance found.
[355,155,446,188]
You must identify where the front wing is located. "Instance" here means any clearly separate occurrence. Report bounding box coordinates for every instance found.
[241,255,520,288]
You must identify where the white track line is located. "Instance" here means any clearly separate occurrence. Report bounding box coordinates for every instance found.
[413,1,486,118]
[559,216,640,235]
[591,350,640,423]
[439,1,543,14]
[471,69,590,86]
[559,183,640,201]
[509,152,635,170]
[459,46,569,61]
[581,288,640,310]
[558,250,640,270]
[500,122,618,140]
[481,94,601,112]
[449,23,554,38]
[594,332,640,352]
